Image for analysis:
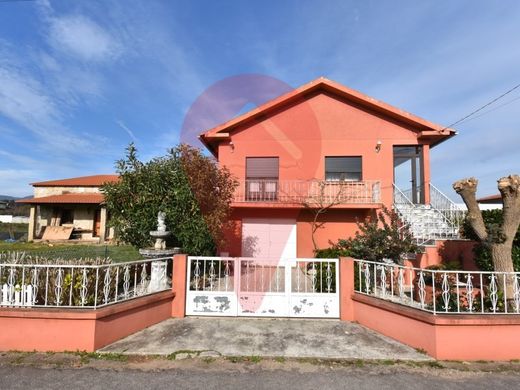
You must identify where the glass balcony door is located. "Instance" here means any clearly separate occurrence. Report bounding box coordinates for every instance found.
[393,146,424,204]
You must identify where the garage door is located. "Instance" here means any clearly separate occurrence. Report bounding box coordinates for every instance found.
[241,218,297,259]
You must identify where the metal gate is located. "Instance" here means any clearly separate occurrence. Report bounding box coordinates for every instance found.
[185,257,339,318]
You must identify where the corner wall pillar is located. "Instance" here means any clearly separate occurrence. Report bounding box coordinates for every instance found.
[171,254,188,318]
[339,257,355,321]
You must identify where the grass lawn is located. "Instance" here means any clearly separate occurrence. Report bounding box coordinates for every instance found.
[0,242,142,262]
[0,223,27,233]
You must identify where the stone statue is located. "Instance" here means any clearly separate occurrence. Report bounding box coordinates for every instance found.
[157,211,167,232]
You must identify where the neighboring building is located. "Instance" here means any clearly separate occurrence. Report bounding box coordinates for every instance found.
[0,200,8,210]
[477,194,503,210]
[17,175,119,242]
[200,77,459,258]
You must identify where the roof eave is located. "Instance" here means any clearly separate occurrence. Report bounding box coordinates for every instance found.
[198,78,454,148]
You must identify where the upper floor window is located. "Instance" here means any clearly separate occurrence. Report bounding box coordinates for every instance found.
[246,157,279,179]
[325,156,362,181]
[246,157,279,200]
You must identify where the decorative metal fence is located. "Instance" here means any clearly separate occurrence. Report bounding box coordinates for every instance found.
[353,259,520,314]
[0,257,172,309]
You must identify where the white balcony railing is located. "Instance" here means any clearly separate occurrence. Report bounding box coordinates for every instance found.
[233,179,381,205]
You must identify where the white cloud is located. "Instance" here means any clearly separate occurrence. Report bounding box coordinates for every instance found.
[116,120,138,142]
[47,15,122,62]
[0,169,42,197]
[0,60,91,152]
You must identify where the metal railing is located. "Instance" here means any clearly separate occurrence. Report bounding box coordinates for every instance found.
[234,179,381,204]
[353,259,520,314]
[0,257,172,309]
[188,256,338,294]
[429,183,466,229]
[393,183,461,245]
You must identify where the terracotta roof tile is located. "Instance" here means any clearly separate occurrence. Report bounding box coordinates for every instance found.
[16,193,105,205]
[477,194,502,203]
[31,175,119,187]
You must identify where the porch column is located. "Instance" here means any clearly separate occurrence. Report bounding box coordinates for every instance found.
[99,207,107,243]
[28,205,36,242]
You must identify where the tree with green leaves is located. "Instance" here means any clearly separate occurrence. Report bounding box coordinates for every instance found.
[102,144,237,255]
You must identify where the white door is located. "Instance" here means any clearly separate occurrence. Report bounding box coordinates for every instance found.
[241,218,297,259]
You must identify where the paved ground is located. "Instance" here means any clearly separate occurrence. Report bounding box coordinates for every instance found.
[100,317,430,360]
[2,362,520,390]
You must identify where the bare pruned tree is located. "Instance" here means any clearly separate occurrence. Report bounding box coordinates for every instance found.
[453,175,520,274]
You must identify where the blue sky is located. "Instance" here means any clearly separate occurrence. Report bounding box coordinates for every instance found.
[0,0,519,199]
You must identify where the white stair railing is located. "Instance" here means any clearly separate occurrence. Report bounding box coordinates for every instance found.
[429,183,465,231]
[393,183,462,246]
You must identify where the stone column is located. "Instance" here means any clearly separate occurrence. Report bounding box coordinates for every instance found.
[99,207,107,243]
[28,205,36,242]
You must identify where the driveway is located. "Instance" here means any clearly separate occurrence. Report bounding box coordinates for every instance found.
[100,317,430,361]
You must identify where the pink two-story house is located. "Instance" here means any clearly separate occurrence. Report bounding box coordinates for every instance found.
[200,78,459,259]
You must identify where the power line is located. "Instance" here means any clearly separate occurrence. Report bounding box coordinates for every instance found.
[441,82,520,131]
[455,94,520,127]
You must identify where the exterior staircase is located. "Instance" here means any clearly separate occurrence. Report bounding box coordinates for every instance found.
[393,184,464,246]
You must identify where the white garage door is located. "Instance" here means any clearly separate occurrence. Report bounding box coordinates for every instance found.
[241,218,297,259]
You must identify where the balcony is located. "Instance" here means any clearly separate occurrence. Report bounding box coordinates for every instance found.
[233,179,381,206]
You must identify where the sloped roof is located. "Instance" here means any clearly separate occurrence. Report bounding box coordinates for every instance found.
[477,194,502,204]
[31,175,119,187]
[199,77,456,155]
[16,193,105,205]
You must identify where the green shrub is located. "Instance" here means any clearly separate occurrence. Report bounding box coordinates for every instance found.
[316,206,419,263]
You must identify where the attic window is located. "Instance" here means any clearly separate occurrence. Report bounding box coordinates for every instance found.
[325,156,362,181]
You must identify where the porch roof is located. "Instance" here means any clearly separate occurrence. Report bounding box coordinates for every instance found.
[16,193,105,205]
[477,194,502,204]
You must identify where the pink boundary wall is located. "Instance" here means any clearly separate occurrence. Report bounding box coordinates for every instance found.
[0,291,174,352]
[0,254,189,352]
[340,257,520,361]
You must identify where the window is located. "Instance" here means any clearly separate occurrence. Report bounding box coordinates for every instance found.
[246,157,279,200]
[325,156,362,181]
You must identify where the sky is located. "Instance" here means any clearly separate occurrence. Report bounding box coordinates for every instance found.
[0,0,519,199]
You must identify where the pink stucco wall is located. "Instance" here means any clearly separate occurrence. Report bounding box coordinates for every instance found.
[0,291,174,352]
[218,92,431,208]
[340,257,520,361]
[221,208,371,258]
[214,91,438,257]
[408,239,478,270]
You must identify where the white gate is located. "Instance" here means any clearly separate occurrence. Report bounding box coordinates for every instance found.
[185,257,339,318]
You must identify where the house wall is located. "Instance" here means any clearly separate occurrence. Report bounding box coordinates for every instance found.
[34,186,102,197]
[222,208,370,257]
[215,91,434,254]
[217,92,432,208]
